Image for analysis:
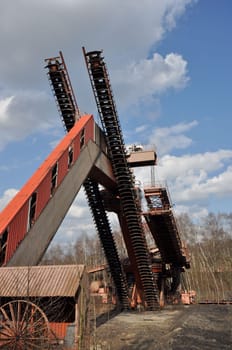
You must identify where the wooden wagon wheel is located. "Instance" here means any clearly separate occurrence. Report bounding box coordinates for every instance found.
[0,300,50,349]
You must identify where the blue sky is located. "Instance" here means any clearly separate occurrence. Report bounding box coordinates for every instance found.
[0,0,231,244]
[158,1,231,153]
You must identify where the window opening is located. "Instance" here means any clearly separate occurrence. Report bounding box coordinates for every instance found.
[0,229,8,265]
[68,146,74,169]
[80,128,85,149]
[28,192,37,230]
[51,162,58,195]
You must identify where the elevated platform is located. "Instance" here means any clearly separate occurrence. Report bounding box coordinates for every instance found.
[143,185,190,269]
[127,150,157,167]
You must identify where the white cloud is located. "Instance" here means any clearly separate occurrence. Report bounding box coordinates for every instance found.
[0,0,194,99]
[69,204,88,219]
[0,188,18,210]
[163,0,197,30]
[179,165,232,200]
[0,92,58,150]
[134,147,232,218]
[52,188,95,243]
[148,120,198,155]
[0,96,13,121]
[113,53,189,108]
[135,125,148,134]
[159,149,232,179]
[158,150,232,208]
[0,0,195,151]
[51,188,121,244]
[173,204,208,220]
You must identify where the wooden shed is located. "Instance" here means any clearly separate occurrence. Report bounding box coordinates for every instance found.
[0,264,89,349]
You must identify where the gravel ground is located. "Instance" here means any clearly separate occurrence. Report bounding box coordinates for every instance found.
[92,304,232,349]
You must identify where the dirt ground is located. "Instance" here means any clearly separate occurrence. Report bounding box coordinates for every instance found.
[91,304,232,349]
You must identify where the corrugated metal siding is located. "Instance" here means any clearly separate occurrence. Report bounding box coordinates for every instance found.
[0,114,94,265]
[0,115,93,231]
[35,175,51,215]
[6,203,29,263]
[57,149,68,186]
[0,265,85,297]
[50,322,69,340]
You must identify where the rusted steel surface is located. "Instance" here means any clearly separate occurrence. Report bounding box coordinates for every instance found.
[0,265,85,297]
[144,186,172,211]
[144,186,190,269]
[87,264,107,273]
[0,300,50,349]
[45,51,80,131]
[50,322,70,341]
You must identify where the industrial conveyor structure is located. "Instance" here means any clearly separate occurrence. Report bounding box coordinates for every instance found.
[45,53,129,309]
[0,115,103,267]
[143,185,190,269]
[45,51,80,131]
[0,48,190,316]
[83,48,160,310]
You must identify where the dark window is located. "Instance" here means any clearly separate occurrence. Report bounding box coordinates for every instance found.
[80,128,85,149]
[28,192,37,230]
[51,163,58,195]
[0,229,8,265]
[68,146,74,169]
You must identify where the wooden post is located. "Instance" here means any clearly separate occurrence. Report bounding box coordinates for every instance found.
[74,301,79,349]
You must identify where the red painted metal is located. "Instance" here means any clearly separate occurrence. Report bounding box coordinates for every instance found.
[50,322,69,340]
[57,149,69,186]
[143,185,191,269]
[73,135,81,162]
[0,115,94,265]
[36,175,51,214]
[6,204,29,263]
